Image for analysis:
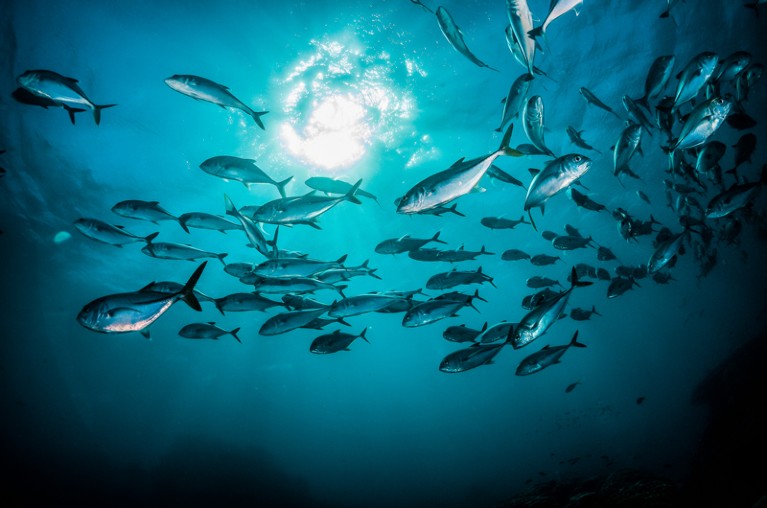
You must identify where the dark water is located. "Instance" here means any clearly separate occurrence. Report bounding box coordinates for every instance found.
[1,1,766,506]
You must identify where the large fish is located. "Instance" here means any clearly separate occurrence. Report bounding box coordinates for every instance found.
[439,342,507,373]
[515,331,586,376]
[528,0,583,39]
[671,52,719,111]
[506,0,536,75]
[667,97,731,153]
[73,218,156,247]
[496,73,534,132]
[397,124,521,214]
[310,328,369,354]
[523,96,556,157]
[178,212,243,234]
[635,55,675,112]
[77,262,206,335]
[249,180,362,226]
[705,165,767,219]
[524,154,592,228]
[11,87,87,124]
[17,70,116,125]
[511,268,591,349]
[223,194,274,258]
[200,156,291,197]
[165,74,268,129]
[435,6,497,71]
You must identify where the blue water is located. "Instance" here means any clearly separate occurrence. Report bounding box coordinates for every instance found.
[1,0,765,506]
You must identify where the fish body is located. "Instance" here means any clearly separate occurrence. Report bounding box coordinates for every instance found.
[282,294,329,311]
[252,276,346,296]
[251,180,362,225]
[12,87,87,124]
[223,194,274,258]
[526,276,560,289]
[613,124,642,178]
[164,74,268,128]
[178,212,243,234]
[528,0,583,39]
[553,235,593,250]
[568,187,606,212]
[112,200,177,223]
[506,0,536,74]
[714,51,752,83]
[672,52,719,111]
[607,276,639,298]
[736,63,764,103]
[647,231,687,273]
[476,322,515,344]
[523,96,556,157]
[259,308,327,335]
[328,294,404,318]
[439,343,506,373]
[502,249,531,261]
[525,154,593,214]
[597,246,617,261]
[200,156,291,196]
[436,6,496,71]
[579,87,620,118]
[530,254,561,266]
[521,288,559,310]
[310,328,369,354]
[77,262,206,334]
[622,95,655,134]
[435,247,494,263]
[141,237,227,265]
[214,292,284,314]
[403,299,470,327]
[569,306,600,321]
[496,74,534,132]
[179,322,240,342]
[443,324,483,343]
[516,331,586,375]
[305,177,377,201]
[481,216,530,229]
[566,127,601,153]
[637,55,676,111]
[732,134,756,177]
[669,97,731,152]
[73,218,155,247]
[705,166,766,218]
[17,69,115,124]
[487,165,525,188]
[376,232,445,254]
[696,141,727,174]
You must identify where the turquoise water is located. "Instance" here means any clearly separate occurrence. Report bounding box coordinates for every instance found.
[1,0,765,506]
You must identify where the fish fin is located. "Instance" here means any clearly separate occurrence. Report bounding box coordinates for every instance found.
[527,210,537,231]
[592,305,601,316]
[359,327,370,343]
[432,231,447,244]
[499,123,523,156]
[336,285,348,298]
[140,328,151,339]
[368,268,382,280]
[338,318,351,327]
[528,167,540,177]
[276,176,293,198]
[144,232,159,243]
[230,327,241,343]
[481,322,488,332]
[223,194,239,218]
[93,104,117,125]
[570,330,587,348]
[179,219,190,234]
[528,26,543,40]
[180,261,207,311]
[64,106,86,125]
[217,253,228,266]
[345,179,363,205]
[570,267,593,288]
[336,254,348,264]
[249,109,269,130]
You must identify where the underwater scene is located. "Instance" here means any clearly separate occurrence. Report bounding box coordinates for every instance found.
[1,0,766,506]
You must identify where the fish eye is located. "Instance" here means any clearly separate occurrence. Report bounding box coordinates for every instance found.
[574,155,582,162]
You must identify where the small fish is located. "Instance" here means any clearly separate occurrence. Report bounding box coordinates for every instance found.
[525,154,593,228]
[671,52,719,111]
[77,262,206,335]
[502,249,531,261]
[516,331,586,376]
[251,180,363,226]
[73,218,156,247]
[224,194,274,258]
[552,235,594,250]
[637,190,651,204]
[301,316,351,330]
[178,212,243,234]
[666,97,731,153]
[523,96,556,158]
[725,112,757,131]
[436,6,497,71]
[579,87,620,118]
[569,305,600,321]
[402,298,473,327]
[622,95,655,135]
[565,381,581,393]
[635,55,676,112]
[165,74,268,128]
[613,123,643,180]
[652,271,675,284]
[481,216,530,230]
[112,200,177,224]
[200,156,291,196]
[731,133,756,178]
[426,267,495,290]
[310,327,369,354]
[259,308,327,336]
[17,69,116,125]
[506,0,536,75]
[437,246,495,263]
[443,324,483,343]
[306,177,377,202]
[530,254,561,266]
[526,276,560,289]
[568,188,606,212]
[607,276,640,298]
[566,127,601,153]
[596,268,611,281]
[521,288,559,310]
[179,322,241,343]
[214,292,284,314]
[11,87,87,124]
[252,254,348,279]
[487,165,526,188]
[714,51,752,83]
[496,74,534,132]
[141,236,228,266]
[541,230,558,241]
[597,246,617,262]
[439,342,507,373]
[528,0,583,39]
[376,231,446,254]
[706,165,767,218]
[736,63,764,103]
[328,294,406,318]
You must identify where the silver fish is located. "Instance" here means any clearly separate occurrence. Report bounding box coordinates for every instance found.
[439,342,506,373]
[224,194,274,258]
[179,322,241,343]
[375,232,446,254]
[636,55,675,112]
[250,180,362,226]
[12,87,87,124]
[214,292,284,314]
[714,51,752,83]
[73,218,156,247]
[668,97,731,152]
[77,262,206,334]
[436,246,494,263]
[579,87,620,118]
[496,74,534,132]
[566,127,601,153]
[403,299,473,328]
[178,212,243,234]
[305,177,377,202]
[397,124,521,214]
[259,308,327,336]
[528,0,583,39]
[515,331,586,376]
[622,95,655,135]
[476,321,515,344]
[141,236,227,265]
[552,235,594,250]
[613,123,642,180]
[328,294,405,318]
[112,200,177,224]
[252,276,346,296]
[200,156,291,197]
[506,0,536,75]
[252,254,347,278]
[443,324,484,343]
[17,69,116,125]
[523,96,556,158]
[165,74,268,129]
[310,328,369,354]
[481,216,530,229]
[426,267,495,290]
[524,154,592,226]
[647,231,687,273]
[705,166,766,219]
[436,6,497,71]
[671,52,719,111]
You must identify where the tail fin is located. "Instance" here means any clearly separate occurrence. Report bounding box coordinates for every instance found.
[636,95,651,113]
[93,104,117,125]
[448,203,465,217]
[472,289,488,303]
[276,176,293,198]
[335,254,348,265]
[336,284,348,298]
[499,123,523,156]
[230,327,242,343]
[480,246,495,256]
[217,253,228,266]
[64,106,87,125]
[592,305,601,316]
[359,327,370,343]
[569,330,587,348]
[528,26,543,39]
[570,267,593,288]
[145,232,159,243]
[179,218,190,234]
[432,231,447,244]
[223,194,239,218]
[249,109,268,130]
[337,317,352,327]
[342,179,363,205]
[179,261,207,311]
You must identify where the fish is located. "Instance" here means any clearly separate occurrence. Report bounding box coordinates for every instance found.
[402,299,471,327]
[393,199,466,217]
[223,263,255,279]
[141,236,228,265]
[566,127,601,153]
[564,224,583,237]
[439,342,507,373]
[502,249,531,261]
[73,218,157,247]
[666,97,731,153]
[596,268,611,281]
[552,235,594,250]
[178,212,243,234]
[164,74,268,128]
[579,87,620,118]
[476,322,515,344]
[179,322,241,343]
[481,216,530,229]
[397,124,521,214]
[314,260,381,283]
[731,133,756,179]
[525,154,593,228]
[671,52,719,112]
[521,288,560,310]
[506,0,536,74]
[652,271,675,284]
[259,308,327,335]
[565,381,581,393]
[655,96,676,142]
[111,200,177,224]
[568,188,606,212]
[328,294,407,318]
[725,112,757,131]
[647,230,688,273]
[305,177,378,202]
[569,306,601,321]
[496,74,534,132]
[528,0,583,39]
[736,63,764,103]
[435,6,497,71]
[11,87,87,124]
[252,254,348,278]
[637,190,651,204]
[443,324,483,343]
[200,156,292,196]
[515,331,586,376]
[375,231,446,254]
[223,194,274,258]
[250,180,363,226]
[301,316,351,330]
[16,69,116,125]
[251,275,347,296]
[426,267,495,290]
[282,294,330,311]
[622,95,655,135]
[310,328,369,354]
[523,96,556,158]
[714,51,752,83]
[77,262,206,335]
[526,276,561,289]
[597,246,618,261]
[606,276,640,298]
[530,254,561,266]
[613,123,643,180]
[504,26,549,78]
[635,55,676,112]
[436,246,495,263]
[541,231,558,241]
[487,165,526,188]
[142,281,215,305]
[511,267,591,349]
[214,292,284,314]
[706,165,767,219]
[409,0,434,13]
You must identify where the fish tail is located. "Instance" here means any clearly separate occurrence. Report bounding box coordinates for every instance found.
[527,26,543,40]
[449,204,465,217]
[178,218,190,234]
[498,123,523,156]
[359,327,370,343]
[368,268,382,280]
[92,103,117,125]
[636,95,651,113]
[249,109,269,130]
[527,209,537,231]
[345,179,363,205]
[214,299,226,316]
[223,194,238,217]
[432,231,447,244]
[472,289,487,303]
[569,330,587,348]
[592,305,601,316]
[64,106,86,125]
[144,231,159,243]
[336,284,348,297]
[570,267,593,288]
[230,327,241,343]
[180,261,207,311]
[217,253,228,266]
[276,176,293,198]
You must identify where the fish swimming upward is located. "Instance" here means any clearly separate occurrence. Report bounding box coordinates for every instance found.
[165,74,268,129]
[435,6,497,71]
